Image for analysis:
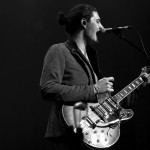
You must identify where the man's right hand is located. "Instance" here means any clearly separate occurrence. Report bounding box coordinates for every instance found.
[94,77,114,94]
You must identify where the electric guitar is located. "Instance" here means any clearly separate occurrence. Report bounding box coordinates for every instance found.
[62,66,150,149]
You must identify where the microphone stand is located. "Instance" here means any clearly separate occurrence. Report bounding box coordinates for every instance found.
[116,33,150,63]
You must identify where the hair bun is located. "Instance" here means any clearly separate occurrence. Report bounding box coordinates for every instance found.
[57,12,68,25]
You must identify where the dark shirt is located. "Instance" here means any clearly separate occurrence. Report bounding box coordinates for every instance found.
[40,39,102,137]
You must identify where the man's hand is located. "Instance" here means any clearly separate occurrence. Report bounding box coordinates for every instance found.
[140,66,150,85]
[142,72,150,84]
[94,77,114,94]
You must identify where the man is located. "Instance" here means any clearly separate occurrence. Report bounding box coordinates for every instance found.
[40,4,150,150]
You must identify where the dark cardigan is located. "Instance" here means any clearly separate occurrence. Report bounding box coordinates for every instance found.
[40,39,101,137]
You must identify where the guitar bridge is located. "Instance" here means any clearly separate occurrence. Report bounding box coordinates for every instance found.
[85,115,96,129]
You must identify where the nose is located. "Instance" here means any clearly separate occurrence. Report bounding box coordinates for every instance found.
[99,23,105,33]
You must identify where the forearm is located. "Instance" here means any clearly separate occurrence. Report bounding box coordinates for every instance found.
[40,81,96,103]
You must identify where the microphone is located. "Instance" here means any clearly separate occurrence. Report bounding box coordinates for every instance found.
[101,26,133,34]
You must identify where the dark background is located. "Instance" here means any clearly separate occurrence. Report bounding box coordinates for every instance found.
[0,0,150,150]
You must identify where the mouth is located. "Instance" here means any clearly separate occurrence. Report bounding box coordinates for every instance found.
[96,30,101,36]
[97,28,105,35]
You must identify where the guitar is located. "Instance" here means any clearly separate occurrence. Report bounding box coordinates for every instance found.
[62,66,150,149]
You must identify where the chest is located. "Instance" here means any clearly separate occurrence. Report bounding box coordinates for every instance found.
[62,51,95,85]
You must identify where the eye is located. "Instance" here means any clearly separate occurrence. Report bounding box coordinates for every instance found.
[96,19,101,24]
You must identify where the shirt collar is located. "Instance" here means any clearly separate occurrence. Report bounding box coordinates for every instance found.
[64,38,78,54]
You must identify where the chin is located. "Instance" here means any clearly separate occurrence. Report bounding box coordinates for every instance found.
[96,38,99,43]
[85,33,98,44]
[88,37,98,44]
[92,36,99,43]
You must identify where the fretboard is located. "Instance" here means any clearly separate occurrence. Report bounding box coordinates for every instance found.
[113,76,144,103]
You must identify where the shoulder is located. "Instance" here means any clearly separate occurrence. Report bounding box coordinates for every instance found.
[47,42,73,59]
[51,43,66,49]
[46,42,69,55]
[49,43,65,52]
[44,42,70,62]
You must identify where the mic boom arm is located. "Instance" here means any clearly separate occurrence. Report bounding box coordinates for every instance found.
[119,33,150,63]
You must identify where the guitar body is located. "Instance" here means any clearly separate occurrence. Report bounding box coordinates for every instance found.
[62,103,121,149]
[62,66,149,149]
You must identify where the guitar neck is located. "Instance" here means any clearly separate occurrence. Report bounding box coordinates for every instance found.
[112,76,144,103]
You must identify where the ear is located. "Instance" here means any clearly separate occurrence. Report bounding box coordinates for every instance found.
[81,18,87,28]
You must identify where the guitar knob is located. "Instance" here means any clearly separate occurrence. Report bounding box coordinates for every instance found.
[93,130,97,134]
[101,130,104,133]
[87,140,92,144]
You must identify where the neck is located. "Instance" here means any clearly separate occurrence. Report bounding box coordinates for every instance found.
[71,31,87,55]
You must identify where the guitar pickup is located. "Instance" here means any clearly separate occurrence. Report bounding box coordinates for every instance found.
[89,105,106,122]
[85,115,96,129]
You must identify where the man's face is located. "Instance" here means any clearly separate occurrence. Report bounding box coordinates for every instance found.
[84,11,104,43]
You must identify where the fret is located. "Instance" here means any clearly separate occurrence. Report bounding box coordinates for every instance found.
[118,93,124,99]
[124,86,130,93]
[135,80,139,85]
[113,94,122,102]
[124,89,128,93]
[113,76,144,103]
[117,94,122,99]
[112,95,118,102]
[128,86,132,90]
[139,77,143,81]
[129,84,135,90]
[134,80,139,85]
[121,89,128,95]
[119,92,124,97]
[132,80,138,87]
[122,91,126,96]
[131,83,135,88]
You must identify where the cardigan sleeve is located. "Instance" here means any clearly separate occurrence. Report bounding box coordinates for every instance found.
[40,44,96,104]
